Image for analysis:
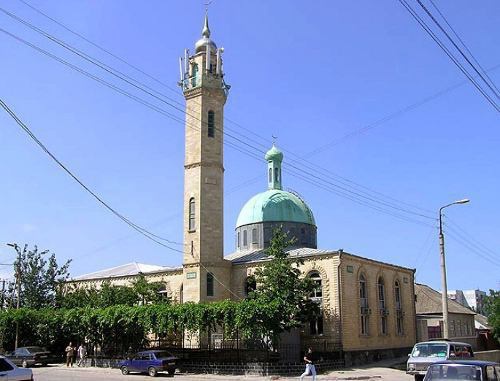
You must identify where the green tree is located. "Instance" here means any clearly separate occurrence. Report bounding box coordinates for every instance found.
[131,274,169,305]
[8,244,71,309]
[252,227,317,346]
[484,289,500,340]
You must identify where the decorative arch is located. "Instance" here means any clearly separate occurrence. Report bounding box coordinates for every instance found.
[301,262,330,309]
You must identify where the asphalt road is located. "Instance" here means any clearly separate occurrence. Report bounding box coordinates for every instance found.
[32,365,414,381]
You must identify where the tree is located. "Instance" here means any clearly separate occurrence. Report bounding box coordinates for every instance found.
[484,289,500,340]
[58,276,169,308]
[252,227,317,347]
[7,244,71,309]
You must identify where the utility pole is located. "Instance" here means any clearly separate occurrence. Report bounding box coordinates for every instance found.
[7,243,21,349]
[1,279,5,310]
[438,199,469,339]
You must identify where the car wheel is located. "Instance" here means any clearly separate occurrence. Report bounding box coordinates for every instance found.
[121,366,129,375]
[21,359,28,368]
[414,375,424,381]
[148,367,158,377]
[167,368,175,376]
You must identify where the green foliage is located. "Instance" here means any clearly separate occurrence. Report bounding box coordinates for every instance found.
[252,227,317,346]
[58,276,169,308]
[7,244,71,309]
[484,289,500,340]
[0,301,282,354]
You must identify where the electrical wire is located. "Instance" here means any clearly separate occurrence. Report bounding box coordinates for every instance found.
[428,0,500,97]
[0,98,185,253]
[415,0,499,100]
[398,0,499,112]
[2,4,439,219]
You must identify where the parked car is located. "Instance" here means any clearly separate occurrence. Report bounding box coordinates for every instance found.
[6,346,60,368]
[0,355,34,380]
[423,360,500,380]
[118,350,178,377]
[407,340,474,381]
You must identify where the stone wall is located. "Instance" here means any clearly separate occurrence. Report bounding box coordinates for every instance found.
[179,359,344,376]
[339,253,416,352]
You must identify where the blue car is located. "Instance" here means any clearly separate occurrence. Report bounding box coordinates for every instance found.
[118,350,178,377]
[424,360,500,380]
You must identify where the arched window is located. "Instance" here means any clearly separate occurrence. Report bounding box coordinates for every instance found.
[188,198,196,231]
[309,271,323,335]
[237,231,241,248]
[378,277,387,335]
[395,280,404,335]
[207,110,215,138]
[252,228,258,245]
[207,273,214,297]
[359,273,369,335]
[191,63,199,87]
[268,168,272,183]
[244,276,256,297]
[274,167,279,182]
[243,230,248,247]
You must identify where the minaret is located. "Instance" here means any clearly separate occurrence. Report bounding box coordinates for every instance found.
[180,14,231,303]
[265,145,283,190]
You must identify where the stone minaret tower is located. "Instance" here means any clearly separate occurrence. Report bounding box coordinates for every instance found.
[180,14,231,303]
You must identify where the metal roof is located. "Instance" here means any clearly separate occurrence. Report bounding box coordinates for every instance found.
[72,262,181,281]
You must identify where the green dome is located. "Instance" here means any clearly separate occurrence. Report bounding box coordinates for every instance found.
[236,189,316,227]
[265,145,283,162]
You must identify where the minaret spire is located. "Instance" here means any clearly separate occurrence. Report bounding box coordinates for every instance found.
[202,12,211,38]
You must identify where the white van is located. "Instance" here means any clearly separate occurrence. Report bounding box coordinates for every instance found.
[406,340,474,381]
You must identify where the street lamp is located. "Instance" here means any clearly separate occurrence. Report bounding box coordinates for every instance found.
[438,199,470,339]
[6,243,21,349]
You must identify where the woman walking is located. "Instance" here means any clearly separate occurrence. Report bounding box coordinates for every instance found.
[300,347,317,381]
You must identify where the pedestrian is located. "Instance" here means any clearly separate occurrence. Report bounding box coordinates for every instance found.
[65,342,75,367]
[300,347,317,381]
[77,343,87,367]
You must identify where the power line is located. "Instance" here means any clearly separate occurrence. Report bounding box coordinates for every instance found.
[0,28,436,227]
[415,0,499,100]
[4,4,438,218]
[445,229,500,268]
[428,0,500,97]
[398,0,499,112]
[0,98,185,254]
[443,217,499,264]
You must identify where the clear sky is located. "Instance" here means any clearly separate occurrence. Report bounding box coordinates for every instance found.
[1,0,498,292]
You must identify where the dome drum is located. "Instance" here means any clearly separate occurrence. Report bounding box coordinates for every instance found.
[236,221,317,252]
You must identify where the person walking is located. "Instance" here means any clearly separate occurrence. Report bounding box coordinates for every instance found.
[77,343,87,367]
[65,342,75,367]
[300,347,317,381]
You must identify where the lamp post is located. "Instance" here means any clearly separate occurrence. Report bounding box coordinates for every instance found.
[6,243,21,349]
[438,199,469,339]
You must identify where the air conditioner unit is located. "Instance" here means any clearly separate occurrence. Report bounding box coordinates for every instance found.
[361,307,370,315]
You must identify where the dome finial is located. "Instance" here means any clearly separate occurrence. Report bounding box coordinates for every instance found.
[202,11,211,38]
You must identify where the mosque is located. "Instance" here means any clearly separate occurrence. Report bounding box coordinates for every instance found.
[72,15,417,360]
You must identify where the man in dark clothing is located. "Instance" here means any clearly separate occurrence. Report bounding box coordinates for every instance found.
[300,347,317,380]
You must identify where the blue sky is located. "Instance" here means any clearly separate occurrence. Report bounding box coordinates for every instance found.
[0,0,498,292]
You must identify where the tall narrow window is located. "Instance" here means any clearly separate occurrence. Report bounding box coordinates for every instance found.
[207,273,214,297]
[188,198,196,231]
[191,63,198,87]
[252,228,258,245]
[395,280,404,335]
[243,230,248,247]
[274,167,279,182]
[378,277,387,335]
[207,110,215,138]
[268,168,272,183]
[309,271,323,335]
[237,231,241,248]
[360,274,369,335]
